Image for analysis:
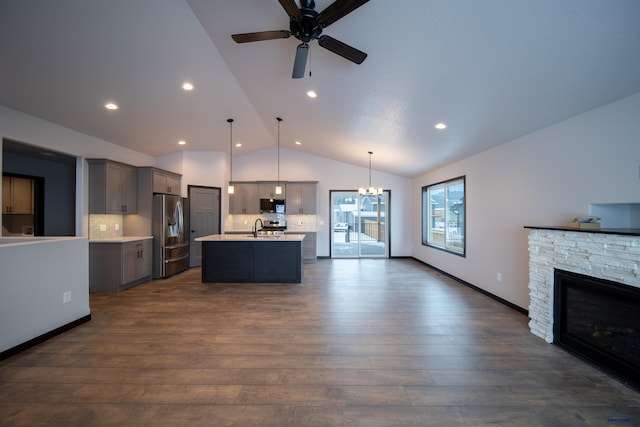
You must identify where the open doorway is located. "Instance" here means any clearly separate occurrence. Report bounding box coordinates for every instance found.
[330,190,389,258]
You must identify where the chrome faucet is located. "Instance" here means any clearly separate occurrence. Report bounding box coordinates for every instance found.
[253,218,264,237]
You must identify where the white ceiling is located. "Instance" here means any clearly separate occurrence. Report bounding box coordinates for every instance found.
[1,0,639,177]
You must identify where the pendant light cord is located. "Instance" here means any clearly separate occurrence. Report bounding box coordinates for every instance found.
[228,118,234,181]
[368,151,373,188]
[277,117,282,186]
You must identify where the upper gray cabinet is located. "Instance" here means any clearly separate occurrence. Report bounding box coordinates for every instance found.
[229,182,260,214]
[88,159,137,214]
[285,182,317,214]
[152,169,181,195]
[259,182,285,199]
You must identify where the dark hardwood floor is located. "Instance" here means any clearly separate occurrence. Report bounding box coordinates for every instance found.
[1,258,638,426]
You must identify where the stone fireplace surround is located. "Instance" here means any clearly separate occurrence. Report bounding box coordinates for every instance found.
[526,226,640,343]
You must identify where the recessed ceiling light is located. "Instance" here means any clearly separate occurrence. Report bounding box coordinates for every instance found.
[295,141,302,145]
[182,82,194,91]
[235,143,242,148]
[104,102,118,110]
[306,90,317,98]
[178,140,186,145]
[435,122,447,130]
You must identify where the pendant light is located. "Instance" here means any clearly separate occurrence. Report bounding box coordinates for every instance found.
[227,118,235,194]
[359,151,383,196]
[275,117,283,195]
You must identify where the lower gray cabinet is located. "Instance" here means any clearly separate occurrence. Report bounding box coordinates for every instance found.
[90,239,152,291]
[300,232,317,261]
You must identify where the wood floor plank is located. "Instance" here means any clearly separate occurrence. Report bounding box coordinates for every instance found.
[1,258,638,426]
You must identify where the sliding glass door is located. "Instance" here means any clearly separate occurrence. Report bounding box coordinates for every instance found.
[330,191,389,258]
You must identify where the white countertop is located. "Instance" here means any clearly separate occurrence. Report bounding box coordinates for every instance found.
[0,236,87,247]
[89,236,153,243]
[196,234,305,242]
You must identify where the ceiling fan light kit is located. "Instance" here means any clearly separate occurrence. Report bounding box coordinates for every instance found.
[231,0,369,79]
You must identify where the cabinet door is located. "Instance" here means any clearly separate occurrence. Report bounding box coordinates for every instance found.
[120,164,137,213]
[139,240,152,278]
[106,162,124,213]
[166,174,181,195]
[285,183,302,214]
[1,176,10,213]
[301,183,317,214]
[228,183,244,214]
[152,172,167,194]
[243,184,260,214]
[122,242,140,285]
[259,182,285,199]
[153,170,181,195]
[11,177,34,214]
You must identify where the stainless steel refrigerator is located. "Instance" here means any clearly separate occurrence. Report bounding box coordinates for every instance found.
[152,194,189,278]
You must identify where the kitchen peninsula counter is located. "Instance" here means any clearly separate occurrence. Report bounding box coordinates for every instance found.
[196,234,305,283]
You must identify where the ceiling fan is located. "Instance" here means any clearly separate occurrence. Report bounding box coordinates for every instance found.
[231,0,369,79]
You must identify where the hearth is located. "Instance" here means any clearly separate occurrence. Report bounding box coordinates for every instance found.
[553,269,640,389]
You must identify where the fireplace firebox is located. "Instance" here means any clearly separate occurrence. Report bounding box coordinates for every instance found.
[553,269,640,389]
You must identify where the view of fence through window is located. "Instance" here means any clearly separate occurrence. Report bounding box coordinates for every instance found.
[331,191,389,258]
[422,176,465,255]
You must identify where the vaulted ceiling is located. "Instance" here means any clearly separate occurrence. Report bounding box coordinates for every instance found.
[1,0,639,177]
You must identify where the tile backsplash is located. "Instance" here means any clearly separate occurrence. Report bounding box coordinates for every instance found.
[226,214,317,232]
[89,214,123,238]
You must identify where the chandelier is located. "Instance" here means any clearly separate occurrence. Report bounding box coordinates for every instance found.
[359,151,383,196]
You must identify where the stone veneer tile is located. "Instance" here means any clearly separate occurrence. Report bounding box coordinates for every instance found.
[527,229,640,343]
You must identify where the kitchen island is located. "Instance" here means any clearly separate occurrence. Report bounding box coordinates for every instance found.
[195,234,305,283]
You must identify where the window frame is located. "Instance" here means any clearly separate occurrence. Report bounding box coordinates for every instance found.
[422,175,466,257]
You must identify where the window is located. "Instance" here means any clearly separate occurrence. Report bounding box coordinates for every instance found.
[422,176,465,256]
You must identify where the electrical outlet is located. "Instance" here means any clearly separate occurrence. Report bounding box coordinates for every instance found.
[63,291,72,304]
[497,273,502,282]
[298,220,304,225]
[115,223,119,231]
[99,224,107,231]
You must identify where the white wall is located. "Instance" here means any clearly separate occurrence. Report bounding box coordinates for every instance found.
[412,92,640,309]
[0,237,89,353]
[233,147,413,257]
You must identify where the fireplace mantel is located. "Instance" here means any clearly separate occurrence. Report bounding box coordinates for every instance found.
[525,226,640,343]
[525,225,640,237]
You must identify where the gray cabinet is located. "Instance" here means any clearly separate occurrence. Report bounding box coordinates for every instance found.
[88,159,137,214]
[229,182,259,214]
[89,239,152,292]
[301,232,317,261]
[152,169,181,195]
[285,182,317,214]
[259,182,285,199]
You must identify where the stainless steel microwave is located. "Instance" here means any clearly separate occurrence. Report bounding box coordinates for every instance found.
[260,198,285,213]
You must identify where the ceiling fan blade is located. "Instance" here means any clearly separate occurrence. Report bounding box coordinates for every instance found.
[317,35,367,64]
[317,0,370,27]
[278,0,302,20]
[231,30,290,43]
[292,43,309,79]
